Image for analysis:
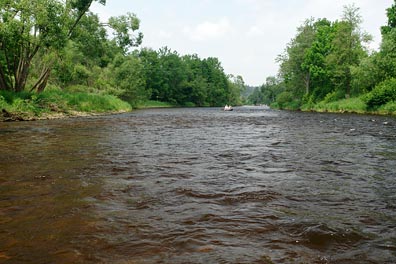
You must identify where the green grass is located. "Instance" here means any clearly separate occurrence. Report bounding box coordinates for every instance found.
[301,96,396,115]
[312,97,367,114]
[0,90,132,120]
[377,101,396,115]
[136,100,175,109]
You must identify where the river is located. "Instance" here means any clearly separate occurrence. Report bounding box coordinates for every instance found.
[0,107,395,263]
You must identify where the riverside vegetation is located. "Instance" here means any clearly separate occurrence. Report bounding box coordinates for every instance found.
[1,1,395,121]
[248,2,396,115]
[0,0,245,121]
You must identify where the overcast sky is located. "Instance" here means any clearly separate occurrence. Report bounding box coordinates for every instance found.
[91,0,391,86]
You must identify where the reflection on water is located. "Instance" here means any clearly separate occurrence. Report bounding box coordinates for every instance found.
[1,107,396,263]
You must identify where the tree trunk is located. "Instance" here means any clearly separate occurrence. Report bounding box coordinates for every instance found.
[0,66,11,90]
[14,55,31,92]
[31,67,51,93]
[345,67,351,99]
[304,72,311,94]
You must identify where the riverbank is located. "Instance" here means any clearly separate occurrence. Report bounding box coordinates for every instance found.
[311,98,396,115]
[136,100,175,109]
[273,97,396,116]
[0,90,132,122]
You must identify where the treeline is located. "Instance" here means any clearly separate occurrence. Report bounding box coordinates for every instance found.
[53,40,245,107]
[0,0,244,109]
[249,2,396,114]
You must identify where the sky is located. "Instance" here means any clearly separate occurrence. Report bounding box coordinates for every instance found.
[91,0,392,86]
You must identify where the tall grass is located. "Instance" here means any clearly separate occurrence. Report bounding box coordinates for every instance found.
[312,97,367,114]
[136,100,175,109]
[377,101,396,115]
[0,90,132,119]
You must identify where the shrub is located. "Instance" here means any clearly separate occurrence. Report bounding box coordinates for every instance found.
[276,91,294,109]
[301,94,315,110]
[323,90,345,103]
[365,78,396,109]
[378,101,396,115]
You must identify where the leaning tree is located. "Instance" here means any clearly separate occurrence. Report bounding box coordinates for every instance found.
[0,0,105,92]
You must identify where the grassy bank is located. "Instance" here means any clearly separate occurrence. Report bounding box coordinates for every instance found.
[0,90,132,121]
[302,97,396,115]
[136,100,175,109]
[270,97,396,116]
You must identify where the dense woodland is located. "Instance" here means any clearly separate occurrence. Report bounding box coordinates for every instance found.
[249,2,396,113]
[0,0,244,110]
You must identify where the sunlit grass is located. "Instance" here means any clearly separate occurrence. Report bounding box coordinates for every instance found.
[0,90,132,119]
[137,100,175,109]
[313,97,367,114]
[377,101,396,115]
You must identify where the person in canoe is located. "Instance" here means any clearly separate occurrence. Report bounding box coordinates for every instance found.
[224,105,233,111]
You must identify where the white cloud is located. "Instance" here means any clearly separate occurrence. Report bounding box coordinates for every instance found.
[158,30,173,39]
[246,26,264,37]
[183,17,232,41]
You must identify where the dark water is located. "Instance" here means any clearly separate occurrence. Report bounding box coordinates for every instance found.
[1,107,395,263]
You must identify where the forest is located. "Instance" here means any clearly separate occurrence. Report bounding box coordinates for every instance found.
[0,0,244,119]
[249,2,396,115]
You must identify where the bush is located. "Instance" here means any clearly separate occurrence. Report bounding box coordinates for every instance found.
[276,91,293,109]
[301,94,315,110]
[64,85,98,94]
[323,90,345,103]
[378,101,396,115]
[365,78,396,109]
[0,90,32,104]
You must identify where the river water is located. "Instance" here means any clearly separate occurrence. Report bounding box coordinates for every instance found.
[0,107,395,263]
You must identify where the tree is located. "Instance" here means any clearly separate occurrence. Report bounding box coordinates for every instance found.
[248,76,280,106]
[138,48,162,101]
[203,57,229,106]
[110,54,148,106]
[381,0,396,35]
[108,12,143,54]
[326,4,370,98]
[277,18,317,99]
[0,0,105,92]
[182,54,208,106]
[302,19,336,100]
[156,47,187,104]
[377,0,396,80]
[227,74,245,105]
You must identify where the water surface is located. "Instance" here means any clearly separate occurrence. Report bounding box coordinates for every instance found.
[1,107,395,263]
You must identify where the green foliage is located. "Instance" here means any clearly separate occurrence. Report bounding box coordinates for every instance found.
[322,90,345,103]
[247,76,280,105]
[378,101,396,115]
[300,93,315,110]
[267,3,396,116]
[108,12,143,53]
[110,54,148,107]
[377,29,396,79]
[63,92,131,112]
[365,78,396,109]
[0,90,131,117]
[314,97,367,113]
[276,91,294,109]
[254,2,396,116]
[351,54,381,93]
[137,100,175,109]
[136,47,240,107]
[381,0,396,35]
[0,0,105,92]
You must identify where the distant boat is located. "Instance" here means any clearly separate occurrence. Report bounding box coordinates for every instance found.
[224,105,233,111]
